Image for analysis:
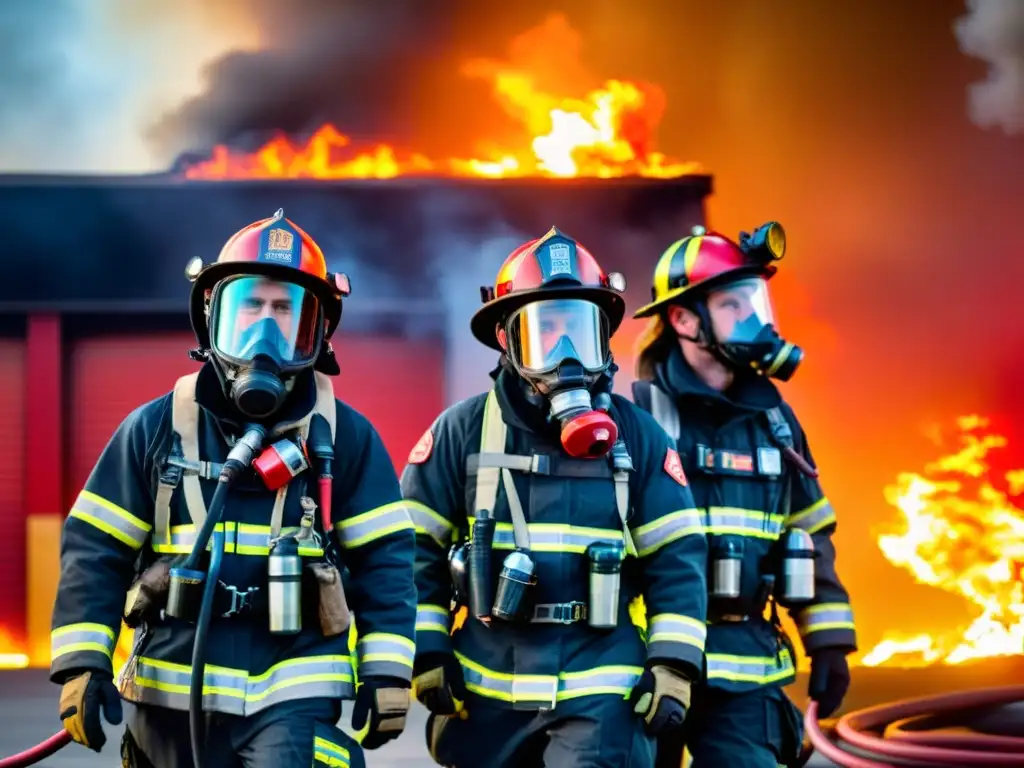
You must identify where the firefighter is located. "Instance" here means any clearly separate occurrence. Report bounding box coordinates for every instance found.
[49,209,416,768]
[403,227,708,768]
[631,223,856,768]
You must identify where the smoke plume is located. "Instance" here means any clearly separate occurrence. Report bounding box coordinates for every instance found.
[148,0,463,163]
[954,0,1024,134]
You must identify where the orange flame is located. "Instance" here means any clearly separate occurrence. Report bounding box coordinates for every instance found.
[862,415,1024,667]
[0,626,29,670]
[183,16,699,181]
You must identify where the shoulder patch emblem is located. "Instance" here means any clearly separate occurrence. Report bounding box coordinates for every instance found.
[408,427,434,465]
[664,447,688,486]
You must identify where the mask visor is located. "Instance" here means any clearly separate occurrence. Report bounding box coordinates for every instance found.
[707,277,776,345]
[211,276,321,368]
[507,298,609,374]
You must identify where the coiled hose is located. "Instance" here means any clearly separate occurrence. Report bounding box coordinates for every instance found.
[804,686,1024,766]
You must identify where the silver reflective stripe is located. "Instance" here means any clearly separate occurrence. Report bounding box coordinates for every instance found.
[631,508,704,557]
[705,507,785,540]
[787,498,835,534]
[127,655,355,716]
[798,603,855,635]
[406,501,454,547]
[152,523,230,554]
[357,632,415,680]
[455,652,643,707]
[51,623,117,660]
[469,521,622,553]
[647,613,707,649]
[336,501,413,549]
[705,649,795,685]
[69,490,151,549]
[415,605,449,634]
[558,666,643,700]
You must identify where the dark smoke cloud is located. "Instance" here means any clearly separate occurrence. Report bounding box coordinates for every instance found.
[148,0,464,162]
[954,0,1024,134]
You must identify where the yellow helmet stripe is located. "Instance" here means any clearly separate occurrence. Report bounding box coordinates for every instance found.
[653,237,688,301]
[682,236,705,283]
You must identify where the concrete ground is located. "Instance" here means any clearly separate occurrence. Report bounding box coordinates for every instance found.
[0,669,848,767]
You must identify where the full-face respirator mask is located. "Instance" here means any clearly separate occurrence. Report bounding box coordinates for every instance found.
[208,275,324,419]
[503,297,617,458]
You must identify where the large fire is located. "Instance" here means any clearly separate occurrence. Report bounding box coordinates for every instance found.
[182,15,698,181]
[862,415,1024,667]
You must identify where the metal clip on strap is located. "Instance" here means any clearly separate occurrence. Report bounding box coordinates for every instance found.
[532,602,588,624]
[216,582,260,618]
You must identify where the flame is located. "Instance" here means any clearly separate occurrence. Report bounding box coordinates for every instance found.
[862,415,1024,667]
[0,626,29,669]
[183,16,699,180]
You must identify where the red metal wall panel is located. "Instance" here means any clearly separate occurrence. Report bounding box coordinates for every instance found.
[0,339,25,647]
[68,333,445,498]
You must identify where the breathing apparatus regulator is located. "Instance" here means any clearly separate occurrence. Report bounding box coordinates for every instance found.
[634,221,803,382]
[470,227,628,459]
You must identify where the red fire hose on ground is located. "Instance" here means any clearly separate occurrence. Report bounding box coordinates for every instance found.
[804,686,1024,767]
[0,730,71,768]
[4,687,1024,767]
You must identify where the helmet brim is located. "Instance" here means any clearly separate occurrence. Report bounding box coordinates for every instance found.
[632,264,777,319]
[189,260,343,351]
[470,286,626,351]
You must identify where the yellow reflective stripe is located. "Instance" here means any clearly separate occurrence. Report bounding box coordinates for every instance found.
[705,507,785,540]
[798,603,855,635]
[69,490,151,549]
[336,501,413,548]
[416,604,449,633]
[356,632,415,679]
[647,613,706,650]
[468,520,623,553]
[150,522,323,557]
[705,648,795,684]
[406,501,454,547]
[314,735,350,767]
[51,623,117,660]
[787,498,835,534]
[127,654,354,716]
[631,508,704,557]
[454,652,642,705]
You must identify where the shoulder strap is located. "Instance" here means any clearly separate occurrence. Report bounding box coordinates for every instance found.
[169,373,208,528]
[312,372,337,441]
[476,391,531,550]
[763,407,794,449]
[763,406,819,479]
[648,384,681,443]
[631,380,653,414]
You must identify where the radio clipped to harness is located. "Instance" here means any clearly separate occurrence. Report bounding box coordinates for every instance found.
[492,550,538,622]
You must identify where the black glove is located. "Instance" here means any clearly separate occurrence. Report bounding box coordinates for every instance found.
[59,670,123,752]
[808,648,851,718]
[629,664,692,736]
[412,653,467,717]
[350,675,410,750]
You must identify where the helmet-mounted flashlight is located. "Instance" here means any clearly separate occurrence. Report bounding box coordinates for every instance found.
[739,222,786,262]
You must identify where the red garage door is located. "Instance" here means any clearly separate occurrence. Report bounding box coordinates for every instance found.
[0,339,25,650]
[68,332,445,498]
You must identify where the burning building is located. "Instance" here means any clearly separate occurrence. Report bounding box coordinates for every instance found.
[0,10,1018,702]
[0,15,710,667]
